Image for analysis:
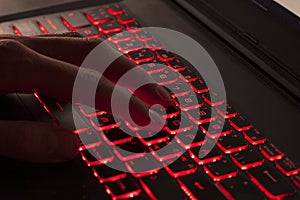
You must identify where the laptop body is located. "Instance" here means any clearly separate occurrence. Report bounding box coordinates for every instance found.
[0,0,299,199]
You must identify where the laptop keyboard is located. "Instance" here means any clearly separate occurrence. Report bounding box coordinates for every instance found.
[1,2,299,200]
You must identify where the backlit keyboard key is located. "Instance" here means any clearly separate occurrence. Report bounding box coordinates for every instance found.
[140,170,188,199]
[107,31,134,42]
[146,39,163,50]
[117,39,144,53]
[125,155,161,178]
[200,119,233,139]
[107,4,124,15]
[166,80,191,97]
[76,26,103,38]
[190,79,209,94]
[153,104,181,119]
[178,170,227,200]
[228,114,252,132]
[188,146,223,165]
[85,7,113,24]
[175,128,205,149]
[164,154,198,178]
[167,58,187,71]
[105,177,141,199]
[203,158,238,182]
[61,11,90,30]
[219,175,265,200]
[77,104,106,117]
[179,68,198,82]
[125,21,141,32]
[81,144,114,166]
[151,140,183,162]
[78,130,102,150]
[186,105,218,125]
[231,148,264,170]
[98,20,123,34]
[165,114,194,135]
[90,114,120,131]
[175,93,204,111]
[101,128,133,145]
[140,60,166,74]
[135,29,153,41]
[137,130,170,146]
[216,104,238,119]
[14,21,43,36]
[113,139,147,161]
[0,24,14,34]
[259,142,284,161]
[217,132,249,154]
[151,69,178,85]
[248,164,296,199]
[202,91,224,106]
[127,49,155,64]
[275,157,300,176]
[156,49,175,61]
[243,128,267,145]
[117,13,134,24]
[38,16,69,33]
[292,174,300,189]
[93,158,127,183]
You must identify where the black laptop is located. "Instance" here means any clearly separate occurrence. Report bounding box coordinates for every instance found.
[0,0,299,199]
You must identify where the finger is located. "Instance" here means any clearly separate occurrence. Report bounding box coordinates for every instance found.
[0,35,173,107]
[0,121,78,163]
[0,39,163,128]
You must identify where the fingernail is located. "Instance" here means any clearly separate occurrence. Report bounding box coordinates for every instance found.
[155,85,172,102]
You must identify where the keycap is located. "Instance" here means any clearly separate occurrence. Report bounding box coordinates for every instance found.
[77,104,106,117]
[135,29,153,41]
[78,130,102,150]
[164,154,198,178]
[175,93,204,111]
[137,130,170,146]
[186,105,218,125]
[146,39,163,50]
[203,158,238,182]
[259,142,284,161]
[113,139,147,161]
[167,58,187,71]
[151,69,178,85]
[202,91,225,106]
[228,114,252,132]
[61,11,90,30]
[90,114,120,131]
[216,104,238,119]
[140,170,188,199]
[178,169,227,200]
[38,16,69,33]
[105,177,141,199]
[275,157,300,176]
[200,119,233,139]
[85,7,113,24]
[156,49,175,61]
[179,68,198,82]
[107,31,134,43]
[101,128,133,145]
[125,21,141,32]
[107,4,124,15]
[117,39,144,53]
[190,79,210,94]
[93,158,127,183]
[175,128,205,149]
[153,104,181,119]
[0,24,14,34]
[247,164,296,199]
[127,49,155,64]
[188,146,223,165]
[167,80,191,97]
[81,144,114,166]
[14,21,43,36]
[117,13,134,24]
[76,26,103,38]
[219,175,265,200]
[217,132,249,154]
[231,148,264,170]
[140,60,166,74]
[292,174,300,189]
[151,140,183,162]
[165,114,194,135]
[125,155,161,178]
[98,20,123,34]
[243,128,267,145]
